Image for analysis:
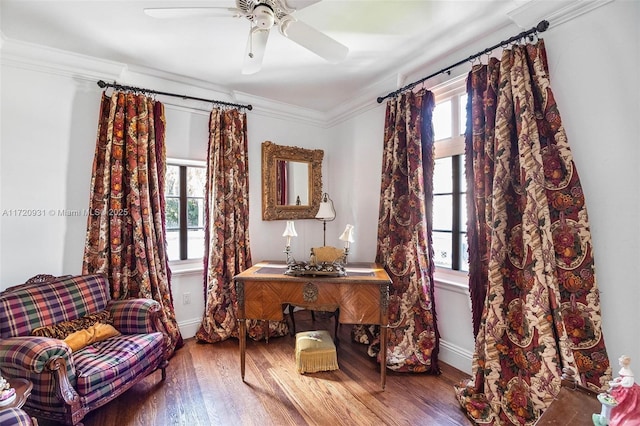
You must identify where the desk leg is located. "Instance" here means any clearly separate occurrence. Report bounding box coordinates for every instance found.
[239,319,246,381]
[380,325,387,390]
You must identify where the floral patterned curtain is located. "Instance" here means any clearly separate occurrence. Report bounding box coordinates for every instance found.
[353,88,440,374]
[455,40,611,425]
[83,91,182,358]
[195,108,288,343]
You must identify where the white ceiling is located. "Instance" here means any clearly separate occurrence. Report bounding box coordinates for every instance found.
[1,0,560,113]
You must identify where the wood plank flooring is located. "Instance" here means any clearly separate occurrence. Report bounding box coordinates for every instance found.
[38,311,473,426]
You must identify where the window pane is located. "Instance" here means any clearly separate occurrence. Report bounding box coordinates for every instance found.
[186,198,204,228]
[166,229,179,261]
[187,166,206,197]
[166,165,180,196]
[166,197,179,229]
[433,194,452,231]
[187,229,205,260]
[459,232,469,272]
[433,157,452,193]
[459,154,467,192]
[459,94,468,136]
[433,231,452,268]
[460,194,467,230]
[433,100,452,140]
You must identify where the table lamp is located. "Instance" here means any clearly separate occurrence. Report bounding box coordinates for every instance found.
[315,192,335,246]
[339,224,355,264]
[282,220,297,264]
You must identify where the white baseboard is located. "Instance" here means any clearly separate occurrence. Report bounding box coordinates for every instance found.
[178,318,202,340]
[438,338,473,375]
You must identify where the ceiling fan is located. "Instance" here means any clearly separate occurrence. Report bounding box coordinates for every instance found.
[144,0,349,74]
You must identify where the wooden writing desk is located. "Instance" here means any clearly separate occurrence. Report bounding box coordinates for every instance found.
[535,371,602,425]
[234,261,392,389]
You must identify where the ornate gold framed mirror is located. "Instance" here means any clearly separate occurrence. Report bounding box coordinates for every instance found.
[262,141,323,220]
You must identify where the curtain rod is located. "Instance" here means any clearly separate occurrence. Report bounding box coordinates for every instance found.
[376,20,550,104]
[97,80,253,111]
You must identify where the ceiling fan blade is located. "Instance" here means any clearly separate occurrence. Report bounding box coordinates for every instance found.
[242,28,270,75]
[286,0,323,12]
[143,7,240,19]
[280,18,348,63]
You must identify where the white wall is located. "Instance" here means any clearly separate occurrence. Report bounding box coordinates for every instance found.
[542,0,640,375]
[0,69,98,281]
[1,0,637,377]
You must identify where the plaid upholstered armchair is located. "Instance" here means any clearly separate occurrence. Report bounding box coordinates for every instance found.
[0,274,168,425]
[0,407,35,425]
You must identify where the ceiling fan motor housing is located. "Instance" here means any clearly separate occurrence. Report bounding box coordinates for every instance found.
[236,0,294,23]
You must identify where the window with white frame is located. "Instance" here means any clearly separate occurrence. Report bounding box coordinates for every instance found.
[165,160,206,261]
[431,76,469,272]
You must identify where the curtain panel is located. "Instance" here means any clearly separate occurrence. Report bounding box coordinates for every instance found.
[456,40,610,425]
[354,89,440,374]
[83,91,182,359]
[196,108,288,343]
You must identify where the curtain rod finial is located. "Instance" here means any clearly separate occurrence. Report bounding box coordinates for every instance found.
[97,80,107,88]
[537,20,550,33]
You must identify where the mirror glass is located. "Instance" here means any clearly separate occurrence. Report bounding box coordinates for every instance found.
[276,160,309,206]
[262,141,323,220]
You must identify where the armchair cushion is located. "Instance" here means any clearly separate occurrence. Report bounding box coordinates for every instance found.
[73,332,164,404]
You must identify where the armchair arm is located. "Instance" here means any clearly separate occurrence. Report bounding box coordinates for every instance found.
[0,336,74,377]
[0,337,80,407]
[107,298,161,334]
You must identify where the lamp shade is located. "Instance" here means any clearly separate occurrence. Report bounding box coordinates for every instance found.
[339,224,355,243]
[315,193,336,221]
[282,221,298,237]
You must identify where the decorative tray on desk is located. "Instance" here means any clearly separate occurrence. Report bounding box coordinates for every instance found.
[284,261,346,277]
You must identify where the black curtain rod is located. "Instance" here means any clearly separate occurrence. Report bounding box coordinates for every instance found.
[97,80,253,111]
[376,20,550,104]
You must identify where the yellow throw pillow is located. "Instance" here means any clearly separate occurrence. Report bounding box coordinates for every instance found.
[63,323,120,352]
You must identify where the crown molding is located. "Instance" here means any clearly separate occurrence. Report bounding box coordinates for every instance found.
[233,91,328,128]
[508,0,614,30]
[0,33,328,127]
[0,33,124,83]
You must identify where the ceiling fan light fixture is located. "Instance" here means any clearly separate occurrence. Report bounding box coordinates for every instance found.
[253,4,275,29]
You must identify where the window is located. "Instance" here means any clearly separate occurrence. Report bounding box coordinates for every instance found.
[165,160,206,261]
[431,76,468,272]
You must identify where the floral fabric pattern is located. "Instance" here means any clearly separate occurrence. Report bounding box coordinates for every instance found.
[196,109,288,343]
[353,89,439,373]
[83,91,182,359]
[455,40,610,425]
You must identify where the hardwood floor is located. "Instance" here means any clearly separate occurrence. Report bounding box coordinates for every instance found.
[39,311,473,426]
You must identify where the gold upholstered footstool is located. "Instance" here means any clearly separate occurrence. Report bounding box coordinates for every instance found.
[295,330,339,374]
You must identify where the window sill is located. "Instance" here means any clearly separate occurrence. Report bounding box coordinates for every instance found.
[433,268,469,294]
[170,259,204,276]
